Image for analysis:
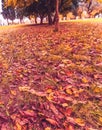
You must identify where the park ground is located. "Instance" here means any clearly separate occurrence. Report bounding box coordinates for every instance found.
[0,19,102,130]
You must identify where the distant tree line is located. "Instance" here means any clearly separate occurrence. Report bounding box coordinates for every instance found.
[1,0,102,25]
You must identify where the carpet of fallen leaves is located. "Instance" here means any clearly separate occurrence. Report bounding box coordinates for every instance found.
[0,22,102,130]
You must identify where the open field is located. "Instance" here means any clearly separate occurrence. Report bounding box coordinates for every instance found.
[0,20,102,130]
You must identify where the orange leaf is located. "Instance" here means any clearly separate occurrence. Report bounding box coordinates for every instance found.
[23,110,35,117]
[46,118,59,126]
[82,77,88,83]
[15,122,22,130]
[65,125,74,130]
[75,118,85,127]
[66,88,73,95]
[0,101,4,105]
[45,127,51,130]
[10,90,17,96]
[46,89,52,93]
[99,117,102,123]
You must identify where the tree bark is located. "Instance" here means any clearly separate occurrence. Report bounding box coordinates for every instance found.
[54,0,59,32]
[40,16,43,24]
[48,12,53,25]
[34,15,37,24]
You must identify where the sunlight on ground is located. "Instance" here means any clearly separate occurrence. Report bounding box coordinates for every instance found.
[62,18,102,23]
[0,18,102,30]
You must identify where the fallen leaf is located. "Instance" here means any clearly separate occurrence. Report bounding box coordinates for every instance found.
[46,89,53,93]
[15,122,22,130]
[75,118,85,127]
[62,103,68,107]
[66,88,73,95]
[65,108,72,116]
[65,125,74,130]
[50,103,64,119]
[23,110,36,117]
[19,86,30,91]
[82,77,88,83]
[45,127,51,130]
[10,90,17,96]
[46,118,59,126]
[99,117,102,123]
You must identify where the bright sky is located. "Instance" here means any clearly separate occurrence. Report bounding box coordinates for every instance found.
[0,0,6,25]
[0,0,2,13]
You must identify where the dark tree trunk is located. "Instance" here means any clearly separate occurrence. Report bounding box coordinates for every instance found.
[40,16,43,24]
[88,0,92,11]
[34,15,37,24]
[54,0,59,31]
[48,13,53,25]
[53,14,56,24]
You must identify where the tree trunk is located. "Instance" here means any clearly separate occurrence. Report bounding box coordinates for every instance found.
[88,0,92,11]
[48,13,53,25]
[40,16,43,24]
[34,15,37,24]
[54,0,59,32]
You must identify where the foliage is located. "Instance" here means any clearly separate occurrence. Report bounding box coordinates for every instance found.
[0,20,102,130]
[2,6,15,23]
[59,0,78,15]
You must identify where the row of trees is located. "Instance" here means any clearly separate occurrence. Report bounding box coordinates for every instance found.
[1,0,79,24]
[1,0,102,28]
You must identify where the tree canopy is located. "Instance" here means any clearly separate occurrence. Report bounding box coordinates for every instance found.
[2,0,102,25]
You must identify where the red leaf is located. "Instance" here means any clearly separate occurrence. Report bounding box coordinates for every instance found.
[65,108,72,116]
[50,103,64,119]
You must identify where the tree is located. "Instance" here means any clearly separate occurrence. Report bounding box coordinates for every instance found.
[24,1,39,24]
[2,6,15,24]
[54,0,59,31]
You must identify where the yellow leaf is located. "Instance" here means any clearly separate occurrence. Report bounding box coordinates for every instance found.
[19,86,30,92]
[62,103,68,107]
[75,118,85,127]
[45,127,51,130]
[79,89,84,93]
[66,88,72,95]
[46,93,54,101]
[82,77,88,83]
[93,87,101,93]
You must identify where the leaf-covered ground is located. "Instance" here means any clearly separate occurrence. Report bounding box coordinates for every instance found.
[0,21,102,130]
